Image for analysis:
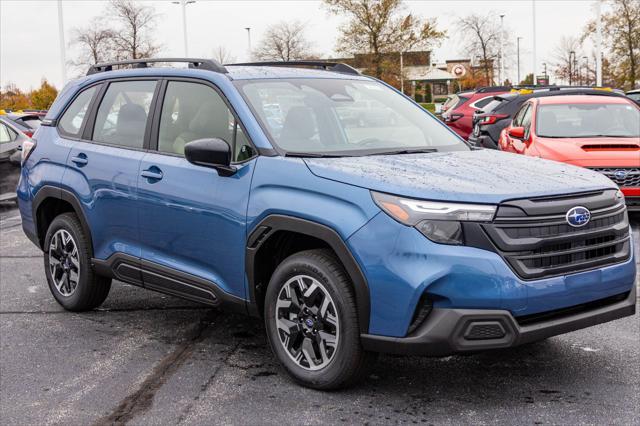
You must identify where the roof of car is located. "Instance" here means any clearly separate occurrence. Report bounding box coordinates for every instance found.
[535,94,634,105]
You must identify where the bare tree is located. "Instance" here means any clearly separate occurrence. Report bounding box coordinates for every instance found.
[254,21,314,61]
[70,18,116,68]
[324,0,445,79]
[456,13,504,86]
[551,36,583,84]
[109,0,160,60]
[212,46,236,64]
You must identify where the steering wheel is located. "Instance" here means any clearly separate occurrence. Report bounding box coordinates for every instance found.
[355,137,383,147]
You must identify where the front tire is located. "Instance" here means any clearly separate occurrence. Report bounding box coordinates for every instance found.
[264,249,375,390]
[43,213,111,311]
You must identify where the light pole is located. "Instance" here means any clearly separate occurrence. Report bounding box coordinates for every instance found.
[499,13,505,85]
[595,0,603,86]
[400,51,404,93]
[57,0,67,84]
[543,62,547,78]
[582,56,589,85]
[172,1,195,57]
[245,27,252,61]
[569,50,575,85]
[516,36,523,84]
[531,0,537,86]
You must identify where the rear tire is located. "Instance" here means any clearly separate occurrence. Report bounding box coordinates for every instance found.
[43,213,111,311]
[264,249,376,390]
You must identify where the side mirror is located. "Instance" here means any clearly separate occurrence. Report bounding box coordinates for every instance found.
[184,138,236,176]
[508,126,525,139]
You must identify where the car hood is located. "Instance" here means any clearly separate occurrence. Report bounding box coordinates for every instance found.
[304,149,617,204]
[535,137,640,166]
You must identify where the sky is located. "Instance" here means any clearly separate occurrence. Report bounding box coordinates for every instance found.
[1,0,599,91]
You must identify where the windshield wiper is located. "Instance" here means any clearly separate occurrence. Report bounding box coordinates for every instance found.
[369,148,439,156]
[284,151,346,158]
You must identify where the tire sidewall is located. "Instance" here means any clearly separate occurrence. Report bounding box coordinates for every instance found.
[264,252,361,388]
[43,214,91,309]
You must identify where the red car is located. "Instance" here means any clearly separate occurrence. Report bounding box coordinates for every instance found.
[441,86,511,139]
[500,94,640,210]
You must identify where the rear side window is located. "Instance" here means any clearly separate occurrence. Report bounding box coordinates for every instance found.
[93,81,157,149]
[472,96,493,109]
[58,86,97,137]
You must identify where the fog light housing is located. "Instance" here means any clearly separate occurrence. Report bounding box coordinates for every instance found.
[415,220,464,245]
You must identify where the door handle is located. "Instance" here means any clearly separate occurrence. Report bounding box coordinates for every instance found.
[141,167,163,181]
[71,154,88,166]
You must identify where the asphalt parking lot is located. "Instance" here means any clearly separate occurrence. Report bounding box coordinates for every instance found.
[0,204,638,425]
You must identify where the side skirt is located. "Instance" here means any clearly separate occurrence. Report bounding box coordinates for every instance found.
[92,253,247,314]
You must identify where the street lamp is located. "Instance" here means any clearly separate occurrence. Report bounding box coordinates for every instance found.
[57,0,67,84]
[245,27,252,61]
[172,0,195,57]
[516,36,523,84]
[499,13,505,85]
[569,50,575,85]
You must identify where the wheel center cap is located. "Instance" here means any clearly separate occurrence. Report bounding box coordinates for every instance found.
[304,318,314,328]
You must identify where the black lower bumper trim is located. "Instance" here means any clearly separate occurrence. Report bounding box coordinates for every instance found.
[360,286,636,356]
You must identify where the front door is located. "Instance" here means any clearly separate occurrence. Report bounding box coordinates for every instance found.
[137,80,257,303]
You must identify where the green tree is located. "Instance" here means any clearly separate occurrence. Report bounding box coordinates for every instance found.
[0,83,31,110]
[519,73,534,85]
[29,79,58,110]
[323,0,445,80]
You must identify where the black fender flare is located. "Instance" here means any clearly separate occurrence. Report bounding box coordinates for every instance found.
[245,214,370,333]
[32,185,93,252]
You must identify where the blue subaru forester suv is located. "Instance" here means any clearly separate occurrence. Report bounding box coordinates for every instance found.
[17,59,636,389]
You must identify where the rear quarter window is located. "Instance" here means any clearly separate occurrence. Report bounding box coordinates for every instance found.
[58,86,98,137]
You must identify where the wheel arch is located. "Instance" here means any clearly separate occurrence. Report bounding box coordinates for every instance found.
[246,214,370,333]
[32,185,93,253]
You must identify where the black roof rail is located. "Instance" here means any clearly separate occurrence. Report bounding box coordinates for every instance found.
[86,58,227,76]
[226,60,360,76]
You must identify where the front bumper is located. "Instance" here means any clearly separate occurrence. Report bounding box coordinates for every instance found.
[361,286,636,356]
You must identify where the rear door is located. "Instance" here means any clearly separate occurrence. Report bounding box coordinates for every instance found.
[137,79,257,303]
[62,79,158,275]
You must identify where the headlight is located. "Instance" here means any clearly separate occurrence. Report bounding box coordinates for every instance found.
[371,191,497,245]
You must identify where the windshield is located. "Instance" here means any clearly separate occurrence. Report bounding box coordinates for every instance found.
[236,79,468,156]
[537,103,640,138]
[628,92,640,102]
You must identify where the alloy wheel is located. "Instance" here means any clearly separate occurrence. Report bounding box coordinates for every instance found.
[275,275,340,371]
[48,229,80,297]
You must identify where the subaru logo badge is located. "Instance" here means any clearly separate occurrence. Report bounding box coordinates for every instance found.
[566,206,591,228]
[614,170,628,180]
[305,318,314,327]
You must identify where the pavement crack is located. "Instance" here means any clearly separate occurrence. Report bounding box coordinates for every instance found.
[92,310,218,426]
[176,342,241,424]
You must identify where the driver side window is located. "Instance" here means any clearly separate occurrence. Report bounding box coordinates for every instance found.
[512,104,529,127]
[158,81,255,162]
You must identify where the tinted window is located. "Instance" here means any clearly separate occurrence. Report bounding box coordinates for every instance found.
[0,123,17,143]
[93,81,156,149]
[58,86,97,137]
[537,103,640,138]
[158,81,254,161]
[473,97,493,109]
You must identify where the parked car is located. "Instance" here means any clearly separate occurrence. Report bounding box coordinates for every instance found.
[500,94,640,210]
[469,88,627,149]
[18,58,636,390]
[627,89,640,106]
[0,118,28,203]
[0,111,43,137]
[441,86,511,139]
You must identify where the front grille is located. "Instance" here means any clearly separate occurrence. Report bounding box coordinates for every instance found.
[589,167,640,188]
[483,190,631,280]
